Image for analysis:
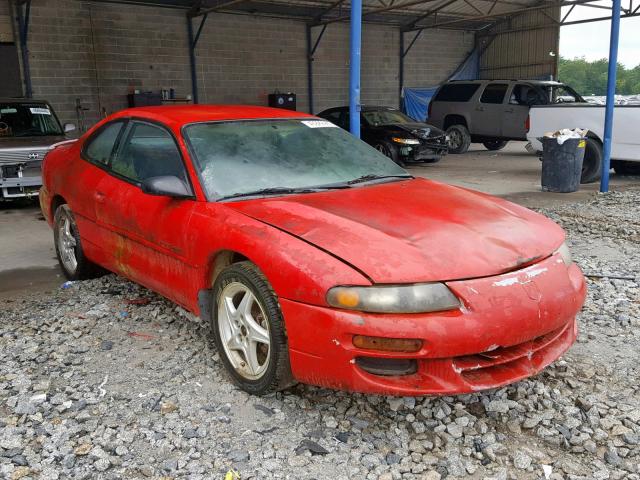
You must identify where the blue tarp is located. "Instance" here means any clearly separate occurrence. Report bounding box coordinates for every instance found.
[402,48,480,121]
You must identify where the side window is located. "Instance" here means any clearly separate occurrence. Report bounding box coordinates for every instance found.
[480,83,509,104]
[433,83,480,102]
[111,122,187,183]
[510,84,544,106]
[84,121,124,165]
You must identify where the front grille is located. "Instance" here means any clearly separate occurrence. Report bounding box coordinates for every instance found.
[0,147,50,166]
[452,324,570,383]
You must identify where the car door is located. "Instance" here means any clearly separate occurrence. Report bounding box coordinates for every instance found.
[471,83,509,137]
[72,120,127,251]
[502,83,541,140]
[95,119,197,308]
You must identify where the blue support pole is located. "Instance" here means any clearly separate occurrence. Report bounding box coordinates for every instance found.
[349,0,362,138]
[600,0,622,193]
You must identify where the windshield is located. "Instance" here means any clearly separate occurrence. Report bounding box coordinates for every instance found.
[544,85,584,104]
[362,109,414,126]
[0,103,63,137]
[184,119,409,200]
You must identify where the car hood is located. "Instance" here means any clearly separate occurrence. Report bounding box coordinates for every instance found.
[227,178,565,284]
[0,135,67,149]
[372,122,445,140]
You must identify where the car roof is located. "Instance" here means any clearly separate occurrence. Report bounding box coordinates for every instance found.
[320,105,398,113]
[446,80,563,86]
[109,105,315,129]
[0,98,52,104]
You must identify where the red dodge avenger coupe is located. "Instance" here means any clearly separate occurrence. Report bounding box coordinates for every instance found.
[40,105,586,396]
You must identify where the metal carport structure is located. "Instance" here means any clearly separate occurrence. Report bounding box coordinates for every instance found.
[11,0,636,190]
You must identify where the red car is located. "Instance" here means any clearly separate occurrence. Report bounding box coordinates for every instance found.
[40,106,586,396]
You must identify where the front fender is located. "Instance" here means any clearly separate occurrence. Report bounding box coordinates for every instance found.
[188,204,371,314]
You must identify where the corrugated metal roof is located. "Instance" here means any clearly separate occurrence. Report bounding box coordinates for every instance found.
[91,0,593,31]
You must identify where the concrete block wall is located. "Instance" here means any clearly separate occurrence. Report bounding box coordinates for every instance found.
[15,0,474,128]
[0,1,13,42]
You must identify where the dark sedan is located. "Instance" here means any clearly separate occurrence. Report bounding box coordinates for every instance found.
[317,106,448,166]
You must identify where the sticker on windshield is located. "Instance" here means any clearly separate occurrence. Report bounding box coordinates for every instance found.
[301,120,338,128]
[30,107,51,115]
[0,108,17,114]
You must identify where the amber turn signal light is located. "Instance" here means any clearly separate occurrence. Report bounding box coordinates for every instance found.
[352,335,423,353]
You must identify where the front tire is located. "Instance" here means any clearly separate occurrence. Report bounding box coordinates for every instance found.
[375,142,405,167]
[53,204,102,280]
[445,125,471,154]
[581,137,603,184]
[212,261,294,395]
[483,139,508,151]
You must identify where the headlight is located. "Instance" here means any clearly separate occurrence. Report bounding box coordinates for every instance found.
[326,283,460,313]
[555,241,573,265]
[391,137,420,145]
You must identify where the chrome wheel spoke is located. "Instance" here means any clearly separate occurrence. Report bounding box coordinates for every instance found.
[246,315,270,345]
[245,341,261,375]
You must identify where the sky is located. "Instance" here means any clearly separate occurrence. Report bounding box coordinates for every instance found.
[559,2,640,68]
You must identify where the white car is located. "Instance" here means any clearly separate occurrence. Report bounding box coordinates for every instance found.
[527,104,640,183]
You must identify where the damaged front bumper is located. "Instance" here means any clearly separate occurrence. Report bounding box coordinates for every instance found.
[399,139,449,163]
[0,162,42,199]
[281,253,586,396]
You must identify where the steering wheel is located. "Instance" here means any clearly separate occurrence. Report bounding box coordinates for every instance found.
[0,122,10,136]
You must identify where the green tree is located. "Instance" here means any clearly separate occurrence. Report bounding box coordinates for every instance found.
[558,57,638,96]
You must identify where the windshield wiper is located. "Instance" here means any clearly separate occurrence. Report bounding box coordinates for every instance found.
[346,174,413,185]
[217,184,350,201]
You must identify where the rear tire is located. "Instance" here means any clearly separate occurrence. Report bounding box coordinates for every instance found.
[212,261,294,395]
[482,139,508,151]
[612,160,640,175]
[375,142,405,167]
[53,204,103,280]
[581,137,603,184]
[445,125,471,154]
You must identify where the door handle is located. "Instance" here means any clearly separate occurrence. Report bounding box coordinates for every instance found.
[475,106,484,112]
[505,108,514,113]
[94,191,106,203]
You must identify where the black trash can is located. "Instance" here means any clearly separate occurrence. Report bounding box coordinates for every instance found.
[541,136,585,193]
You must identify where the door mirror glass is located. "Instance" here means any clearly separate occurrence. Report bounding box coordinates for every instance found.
[64,123,76,133]
[140,175,192,198]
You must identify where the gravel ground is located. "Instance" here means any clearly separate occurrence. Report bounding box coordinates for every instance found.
[1,190,639,480]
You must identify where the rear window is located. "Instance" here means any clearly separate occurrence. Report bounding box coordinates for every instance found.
[433,83,480,102]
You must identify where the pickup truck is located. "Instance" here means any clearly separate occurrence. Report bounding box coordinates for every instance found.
[0,99,75,200]
[527,104,640,183]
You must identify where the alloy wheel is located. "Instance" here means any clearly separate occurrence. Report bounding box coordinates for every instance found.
[217,282,271,380]
[448,130,462,150]
[375,144,391,158]
[57,208,78,273]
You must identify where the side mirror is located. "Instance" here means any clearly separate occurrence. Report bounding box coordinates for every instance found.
[63,123,76,133]
[140,176,192,199]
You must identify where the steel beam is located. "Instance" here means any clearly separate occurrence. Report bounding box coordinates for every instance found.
[561,9,639,24]
[312,0,347,22]
[191,0,248,17]
[402,0,459,29]
[306,24,327,113]
[349,0,362,138]
[14,0,32,98]
[407,0,598,31]
[600,0,621,193]
[186,12,208,104]
[318,0,440,25]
